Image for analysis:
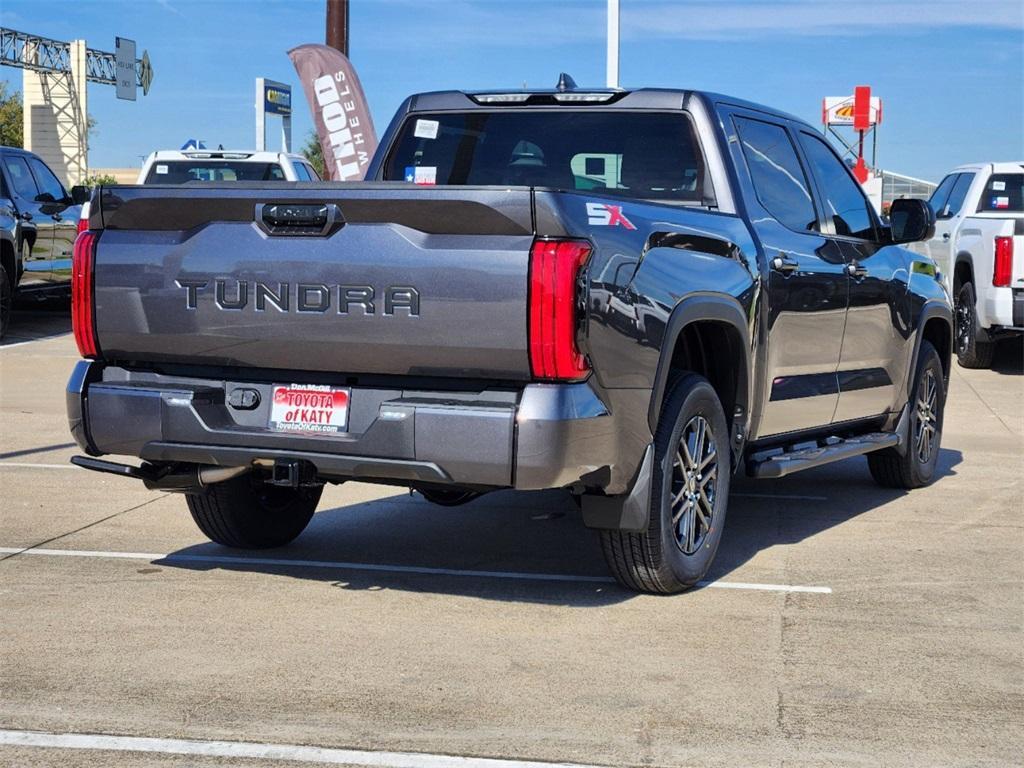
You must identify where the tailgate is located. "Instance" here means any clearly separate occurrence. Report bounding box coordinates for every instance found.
[91,185,537,379]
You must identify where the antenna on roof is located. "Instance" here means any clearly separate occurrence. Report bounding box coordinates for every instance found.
[556,73,578,92]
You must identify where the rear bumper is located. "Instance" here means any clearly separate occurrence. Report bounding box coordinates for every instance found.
[979,286,1024,331]
[67,362,645,493]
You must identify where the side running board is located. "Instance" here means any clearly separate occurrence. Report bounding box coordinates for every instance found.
[747,432,900,479]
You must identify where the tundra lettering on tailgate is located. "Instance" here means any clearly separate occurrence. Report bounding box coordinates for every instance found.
[174,279,420,316]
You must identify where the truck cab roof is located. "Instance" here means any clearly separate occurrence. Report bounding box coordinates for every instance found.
[400,87,811,131]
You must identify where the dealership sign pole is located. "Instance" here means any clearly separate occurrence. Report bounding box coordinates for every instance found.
[255,77,292,152]
[607,0,619,88]
[822,85,882,184]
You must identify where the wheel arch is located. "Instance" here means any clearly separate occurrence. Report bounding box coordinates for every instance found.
[0,233,15,289]
[952,251,974,294]
[647,293,751,459]
[911,301,953,393]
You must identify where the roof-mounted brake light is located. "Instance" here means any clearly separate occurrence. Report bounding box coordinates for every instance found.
[552,93,615,103]
[473,93,531,104]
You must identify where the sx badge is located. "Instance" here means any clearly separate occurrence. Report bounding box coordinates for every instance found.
[586,202,636,230]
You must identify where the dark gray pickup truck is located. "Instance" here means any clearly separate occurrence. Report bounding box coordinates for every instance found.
[67,81,952,593]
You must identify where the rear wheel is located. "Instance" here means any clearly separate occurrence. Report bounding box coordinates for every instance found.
[186,474,322,548]
[418,488,480,507]
[955,282,994,369]
[600,373,730,594]
[867,340,945,489]
[0,262,11,340]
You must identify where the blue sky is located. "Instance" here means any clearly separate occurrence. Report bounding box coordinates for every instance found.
[2,0,1021,181]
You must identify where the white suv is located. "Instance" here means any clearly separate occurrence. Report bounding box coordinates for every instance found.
[137,150,321,184]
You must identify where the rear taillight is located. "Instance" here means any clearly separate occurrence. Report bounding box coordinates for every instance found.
[528,238,591,380]
[993,236,1013,287]
[77,200,90,234]
[72,230,99,358]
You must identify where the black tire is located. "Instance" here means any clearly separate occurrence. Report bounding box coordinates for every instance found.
[0,261,11,340]
[185,474,322,548]
[600,373,730,594]
[955,282,994,369]
[867,340,945,489]
[418,488,481,507]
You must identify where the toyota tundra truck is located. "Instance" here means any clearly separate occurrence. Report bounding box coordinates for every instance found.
[920,162,1023,368]
[66,81,951,593]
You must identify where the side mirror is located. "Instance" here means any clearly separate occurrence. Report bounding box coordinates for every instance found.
[889,198,935,244]
[70,185,91,205]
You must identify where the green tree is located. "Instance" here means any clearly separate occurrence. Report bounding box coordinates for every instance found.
[0,81,24,148]
[84,173,117,187]
[301,129,325,178]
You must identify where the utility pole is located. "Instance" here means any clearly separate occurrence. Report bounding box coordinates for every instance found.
[606,0,619,88]
[326,0,349,56]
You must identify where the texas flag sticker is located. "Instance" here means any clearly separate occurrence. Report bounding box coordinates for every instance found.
[992,196,1010,209]
[404,166,437,185]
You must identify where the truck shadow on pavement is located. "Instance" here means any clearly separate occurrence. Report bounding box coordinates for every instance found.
[159,447,962,606]
[990,339,1023,375]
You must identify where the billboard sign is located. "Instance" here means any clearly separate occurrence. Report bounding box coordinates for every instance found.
[823,94,882,127]
[263,80,292,117]
[115,36,136,101]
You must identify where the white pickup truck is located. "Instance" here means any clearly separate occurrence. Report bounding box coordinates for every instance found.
[136,149,321,184]
[922,162,1023,368]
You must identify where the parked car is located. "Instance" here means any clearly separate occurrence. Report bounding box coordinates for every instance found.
[920,162,1023,367]
[67,81,949,593]
[0,146,89,338]
[136,149,321,184]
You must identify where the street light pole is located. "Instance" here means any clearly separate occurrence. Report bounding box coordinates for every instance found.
[326,0,349,56]
[606,0,619,88]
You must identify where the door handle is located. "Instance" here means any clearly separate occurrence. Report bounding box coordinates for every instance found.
[20,211,32,222]
[942,233,950,242]
[846,261,869,279]
[51,213,62,221]
[771,254,799,275]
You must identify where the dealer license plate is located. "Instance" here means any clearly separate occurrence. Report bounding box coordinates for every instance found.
[269,384,350,434]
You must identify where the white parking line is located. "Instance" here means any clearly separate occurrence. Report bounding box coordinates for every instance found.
[0,462,78,469]
[0,331,72,350]
[0,466,827,507]
[0,546,832,594]
[733,492,828,501]
[0,729,607,768]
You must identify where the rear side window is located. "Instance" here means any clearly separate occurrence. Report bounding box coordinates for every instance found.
[383,111,708,203]
[798,132,877,240]
[292,162,311,181]
[28,156,67,201]
[928,173,958,217]
[977,173,1023,212]
[144,161,286,184]
[733,117,817,232]
[940,173,975,218]
[3,156,40,199]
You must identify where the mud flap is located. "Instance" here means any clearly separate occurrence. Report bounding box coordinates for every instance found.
[580,444,654,532]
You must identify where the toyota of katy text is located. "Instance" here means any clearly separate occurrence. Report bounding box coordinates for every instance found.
[65,82,952,593]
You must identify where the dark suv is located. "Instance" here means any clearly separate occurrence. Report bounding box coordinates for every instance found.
[0,146,89,337]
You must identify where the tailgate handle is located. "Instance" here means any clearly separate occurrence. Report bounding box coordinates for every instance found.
[256,203,344,236]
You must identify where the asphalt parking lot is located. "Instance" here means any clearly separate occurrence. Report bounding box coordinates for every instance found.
[1,303,1022,768]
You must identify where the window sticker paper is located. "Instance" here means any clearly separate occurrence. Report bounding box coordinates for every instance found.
[414,119,440,140]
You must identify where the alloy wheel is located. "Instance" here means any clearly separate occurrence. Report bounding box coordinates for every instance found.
[670,415,718,554]
[955,297,972,354]
[914,368,939,465]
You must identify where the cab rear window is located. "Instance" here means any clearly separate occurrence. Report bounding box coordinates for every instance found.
[976,173,1023,212]
[144,161,286,184]
[383,110,709,203]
